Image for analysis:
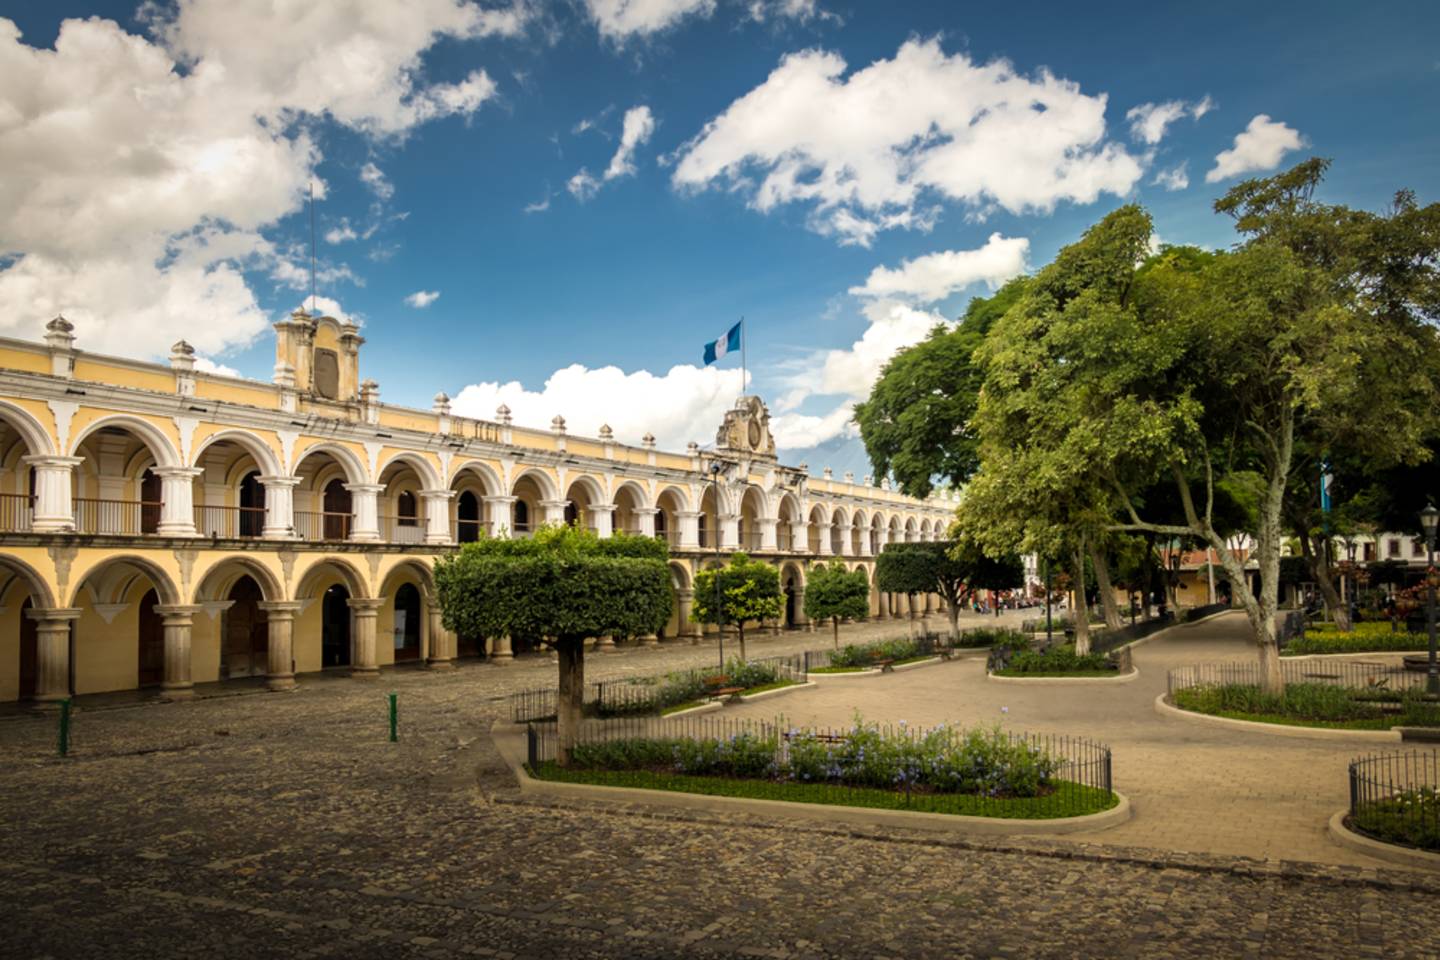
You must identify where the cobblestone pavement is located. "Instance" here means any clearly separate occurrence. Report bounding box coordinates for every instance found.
[3,612,1438,959]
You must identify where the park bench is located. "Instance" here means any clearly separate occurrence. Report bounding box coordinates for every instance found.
[702,675,745,702]
[872,658,896,673]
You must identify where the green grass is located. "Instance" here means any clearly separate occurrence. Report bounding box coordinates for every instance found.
[528,764,1118,819]
[1283,628,1429,657]
[810,665,869,674]
[993,668,1123,678]
[1171,683,1440,730]
[659,700,707,716]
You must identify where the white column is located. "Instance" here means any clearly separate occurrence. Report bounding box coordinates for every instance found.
[634,507,658,537]
[759,515,779,551]
[484,495,516,538]
[540,499,569,526]
[24,456,81,533]
[153,467,202,536]
[259,475,300,539]
[345,483,383,542]
[817,524,834,556]
[26,608,79,702]
[859,529,874,557]
[590,503,615,538]
[677,510,701,549]
[720,513,740,551]
[492,633,514,663]
[788,520,807,553]
[154,604,201,698]
[427,606,454,669]
[420,489,456,545]
[257,600,300,690]
[347,598,383,676]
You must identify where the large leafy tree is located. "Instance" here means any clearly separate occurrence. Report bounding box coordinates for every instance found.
[854,279,1027,498]
[967,162,1440,692]
[435,526,671,764]
[692,552,783,661]
[803,561,871,648]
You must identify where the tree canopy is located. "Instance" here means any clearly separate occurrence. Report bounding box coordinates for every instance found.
[803,561,871,647]
[691,552,783,661]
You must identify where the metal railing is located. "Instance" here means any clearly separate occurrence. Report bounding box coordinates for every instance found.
[294,510,352,541]
[381,515,426,544]
[1348,751,1440,852]
[525,715,1114,819]
[193,504,266,538]
[0,493,33,532]
[455,518,490,543]
[73,498,161,535]
[1167,659,1430,697]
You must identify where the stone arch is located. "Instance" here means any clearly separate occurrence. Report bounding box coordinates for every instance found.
[0,400,55,457]
[191,556,284,605]
[738,484,768,550]
[189,428,282,476]
[0,555,57,608]
[68,414,180,467]
[377,451,442,490]
[379,558,437,604]
[292,442,368,484]
[294,556,370,600]
[510,467,558,501]
[450,459,503,496]
[780,560,806,629]
[611,479,652,510]
[654,484,690,512]
[667,560,692,590]
[67,554,181,608]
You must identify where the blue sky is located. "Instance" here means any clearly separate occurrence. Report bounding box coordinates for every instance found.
[3,0,1438,475]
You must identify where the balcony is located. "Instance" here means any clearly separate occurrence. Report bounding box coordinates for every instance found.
[0,493,32,532]
[381,515,426,544]
[294,510,352,541]
[194,504,266,538]
[73,498,161,535]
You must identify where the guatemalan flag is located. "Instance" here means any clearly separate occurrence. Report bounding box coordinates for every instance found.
[703,321,742,365]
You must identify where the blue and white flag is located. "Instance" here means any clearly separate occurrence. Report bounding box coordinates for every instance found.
[703,321,742,365]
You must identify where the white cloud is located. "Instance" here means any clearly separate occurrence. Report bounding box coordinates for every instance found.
[747,0,830,22]
[0,4,499,360]
[848,233,1028,303]
[194,356,241,377]
[1206,114,1304,183]
[1152,163,1189,191]
[325,220,359,244]
[450,363,740,449]
[359,162,395,200]
[567,169,601,201]
[569,105,656,202]
[1125,96,1212,144]
[405,289,440,308]
[523,193,551,213]
[670,38,1144,247]
[583,0,715,41]
[604,106,656,180]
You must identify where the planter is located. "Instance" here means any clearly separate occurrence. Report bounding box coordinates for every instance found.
[988,668,1139,685]
[1327,809,1440,870]
[1153,693,1403,742]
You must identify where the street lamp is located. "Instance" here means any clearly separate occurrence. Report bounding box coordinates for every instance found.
[1421,502,1439,697]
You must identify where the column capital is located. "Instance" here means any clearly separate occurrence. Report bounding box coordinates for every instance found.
[25,607,81,624]
[483,494,517,505]
[346,597,385,613]
[419,489,457,501]
[257,474,302,488]
[23,455,83,469]
[676,510,701,519]
[153,603,203,621]
[343,483,385,494]
[538,499,569,510]
[256,600,303,616]
[151,466,204,480]
[588,503,617,514]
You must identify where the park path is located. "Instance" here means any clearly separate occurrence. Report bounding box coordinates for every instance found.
[723,612,1402,867]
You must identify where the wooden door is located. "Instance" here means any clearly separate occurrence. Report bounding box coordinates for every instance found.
[322,584,350,667]
[18,597,37,699]
[140,470,162,534]
[239,472,265,538]
[322,479,351,540]
[457,491,480,542]
[393,584,421,662]
[137,589,163,686]
[223,577,268,677]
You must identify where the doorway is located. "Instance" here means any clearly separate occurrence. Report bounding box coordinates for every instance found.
[322,583,351,667]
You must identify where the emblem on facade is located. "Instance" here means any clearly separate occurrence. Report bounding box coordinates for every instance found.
[716,395,777,459]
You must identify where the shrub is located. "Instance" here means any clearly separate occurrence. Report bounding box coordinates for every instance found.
[1005,644,1111,674]
[1285,625,1428,656]
[1352,787,1440,851]
[828,637,923,668]
[958,626,1030,649]
[1173,683,1440,726]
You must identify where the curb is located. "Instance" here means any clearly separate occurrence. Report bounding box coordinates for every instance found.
[1281,651,1420,661]
[491,728,1130,836]
[1328,809,1440,871]
[1153,693,1402,742]
[987,668,1139,685]
[808,668,883,680]
[661,701,724,719]
[892,656,945,672]
[738,681,816,702]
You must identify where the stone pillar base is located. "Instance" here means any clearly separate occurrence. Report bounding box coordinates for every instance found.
[267,674,297,691]
[640,635,660,647]
[159,683,194,700]
[427,660,455,671]
[350,666,380,679]
[597,636,618,652]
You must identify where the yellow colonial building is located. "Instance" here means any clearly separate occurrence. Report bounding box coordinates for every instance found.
[0,313,954,703]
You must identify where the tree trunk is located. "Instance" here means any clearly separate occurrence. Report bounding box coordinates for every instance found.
[1301,530,1351,631]
[737,623,747,662]
[832,616,840,649]
[907,595,917,640]
[1071,540,1091,656]
[1089,543,1123,630]
[947,601,960,643]
[555,636,585,767]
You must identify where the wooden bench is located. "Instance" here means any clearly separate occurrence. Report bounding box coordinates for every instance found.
[710,686,745,702]
[872,658,896,673]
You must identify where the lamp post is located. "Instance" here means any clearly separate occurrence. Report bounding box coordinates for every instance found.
[708,460,726,673]
[1421,502,1439,698]
[1043,558,1053,645]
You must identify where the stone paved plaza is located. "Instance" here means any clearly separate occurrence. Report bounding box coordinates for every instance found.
[4,612,1439,959]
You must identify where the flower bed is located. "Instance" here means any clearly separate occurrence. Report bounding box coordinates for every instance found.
[994,643,1116,677]
[526,717,1116,819]
[1284,623,1430,657]
[597,658,796,717]
[1350,787,1440,850]
[1172,683,1440,730]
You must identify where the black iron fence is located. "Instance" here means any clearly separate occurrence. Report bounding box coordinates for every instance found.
[1167,659,1428,697]
[525,714,1114,818]
[1180,601,1231,622]
[509,653,808,723]
[1348,751,1440,852]
[1275,610,1308,650]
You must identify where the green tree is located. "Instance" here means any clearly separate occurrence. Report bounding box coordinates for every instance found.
[853,279,1028,498]
[692,552,783,661]
[874,543,932,639]
[435,526,671,764]
[802,562,871,648]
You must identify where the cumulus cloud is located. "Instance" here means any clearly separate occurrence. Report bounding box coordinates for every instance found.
[1152,163,1189,191]
[670,38,1144,247]
[405,289,441,308]
[194,356,241,377]
[1206,114,1305,183]
[0,4,501,359]
[583,0,715,40]
[359,162,395,200]
[848,233,1029,303]
[450,363,740,449]
[747,0,831,22]
[1125,96,1212,144]
[569,105,656,201]
[325,220,359,244]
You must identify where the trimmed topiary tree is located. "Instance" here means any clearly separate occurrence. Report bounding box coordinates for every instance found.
[691,551,783,661]
[804,561,872,648]
[435,525,671,764]
[877,540,1024,641]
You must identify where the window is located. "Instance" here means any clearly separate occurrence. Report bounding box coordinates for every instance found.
[398,490,418,526]
[313,348,340,399]
[1388,539,1401,558]
[1416,540,1428,559]
[514,499,530,531]
[1363,542,1376,562]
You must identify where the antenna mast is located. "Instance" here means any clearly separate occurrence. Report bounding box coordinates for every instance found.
[308,180,317,314]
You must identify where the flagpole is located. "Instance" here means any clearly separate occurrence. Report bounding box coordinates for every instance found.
[740,316,746,401]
